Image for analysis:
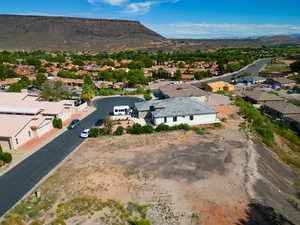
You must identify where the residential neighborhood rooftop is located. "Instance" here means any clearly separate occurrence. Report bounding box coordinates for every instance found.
[160,83,208,98]
[135,97,217,118]
[264,101,300,114]
[287,114,300,123]
[237,75,266,83]
[271,77,296,84]
[244,90,283,102]
[0,92,66,115]
[0,114,33,137]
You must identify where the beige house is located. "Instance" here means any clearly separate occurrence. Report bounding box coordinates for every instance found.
[0,92,77,151]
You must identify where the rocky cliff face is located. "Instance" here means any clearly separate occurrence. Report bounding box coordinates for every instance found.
[0,15,165,51]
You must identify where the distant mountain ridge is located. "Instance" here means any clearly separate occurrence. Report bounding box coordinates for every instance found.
[0,14,299,52]
[0,14,165,51]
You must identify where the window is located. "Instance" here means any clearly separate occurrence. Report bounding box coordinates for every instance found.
[164,117,167,123]
[190,115,194,121]
[16,138,18,145]
[28,131,31,137]
[173,116,177,122]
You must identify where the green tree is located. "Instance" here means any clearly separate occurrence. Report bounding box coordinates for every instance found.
[144,93,152,100]
[114,126,125,136]
[174,70,182,81]
[40,80,69,101]
[83,76,93,86]
[73,59,84,66]
[33,73,47,88]
[194,71,213,80]
[291,60,300,72]
[0,152,12,163]
[103,116,113,135]
[0,64,17,80]
[25,56,41,68]
[52,118,63,129]
[81,84,96,105]
[8,76,30,92]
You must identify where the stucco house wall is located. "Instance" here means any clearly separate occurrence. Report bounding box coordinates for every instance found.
[13,122,34,149]
[154,113,218,126]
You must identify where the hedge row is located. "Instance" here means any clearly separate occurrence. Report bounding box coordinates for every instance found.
[89,126,125,138]
[89,123,207,138]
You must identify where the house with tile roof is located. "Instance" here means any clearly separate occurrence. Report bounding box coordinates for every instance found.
[243,90,283,105]
[262,101,300,120]
[0,92,78,151]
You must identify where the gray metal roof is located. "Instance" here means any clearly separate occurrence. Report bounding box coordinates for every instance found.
[135,97,217,118]
[264,101,300,114]
[237,76,266,83]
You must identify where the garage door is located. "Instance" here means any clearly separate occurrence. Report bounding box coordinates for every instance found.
[36,121,52,137]
[0,137,11,151]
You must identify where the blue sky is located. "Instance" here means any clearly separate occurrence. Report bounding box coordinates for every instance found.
[1,0,300,38]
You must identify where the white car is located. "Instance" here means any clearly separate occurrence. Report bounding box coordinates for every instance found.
[80,129,90,138]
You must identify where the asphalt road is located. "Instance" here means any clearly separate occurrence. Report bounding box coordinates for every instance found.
[0,96,143,217]
[198,58,272,84]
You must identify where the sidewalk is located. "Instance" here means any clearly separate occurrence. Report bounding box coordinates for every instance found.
[0,107,95,177]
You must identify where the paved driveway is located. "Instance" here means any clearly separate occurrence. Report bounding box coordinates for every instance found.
[0,96,143,217]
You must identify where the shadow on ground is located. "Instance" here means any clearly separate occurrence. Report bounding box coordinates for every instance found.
[236,202,295,225]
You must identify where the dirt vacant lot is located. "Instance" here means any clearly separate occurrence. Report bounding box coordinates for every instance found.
[2,115,299,225]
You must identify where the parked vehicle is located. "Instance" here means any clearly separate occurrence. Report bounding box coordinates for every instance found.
[113,105,130,116]
[68,119,80,129]
[95,119,104,126]
[80,129,90,138]
[287,90,300,94]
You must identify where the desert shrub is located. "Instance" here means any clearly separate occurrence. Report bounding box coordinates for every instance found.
[144,93,152,101]
[0,152,12,163]
[129,218,152,225]
[127,123,143,134]
[52,118,62,129]
[214,123,222,128]
[51,218,66,225]
[288,196,300,212]
[194,127,206,135]
[255,125,274,145]
[114,126,125,136]
[141,125,154,134]
[30,221,43,225]
[155,124,170,132]
[103,116,113,135]
[127,124,154,135]
[178,123,192,131]
[0,213,25,225]
[235,98,275,143]
[221,117,227,122]
[89,128,100,138]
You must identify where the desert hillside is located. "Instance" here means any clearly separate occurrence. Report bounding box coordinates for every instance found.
[0,14,165,51]
[0,15,299,52]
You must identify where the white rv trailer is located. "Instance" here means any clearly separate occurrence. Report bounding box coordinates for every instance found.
[113,105,130,116]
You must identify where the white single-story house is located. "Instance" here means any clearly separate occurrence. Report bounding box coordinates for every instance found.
[135,97,219,126]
